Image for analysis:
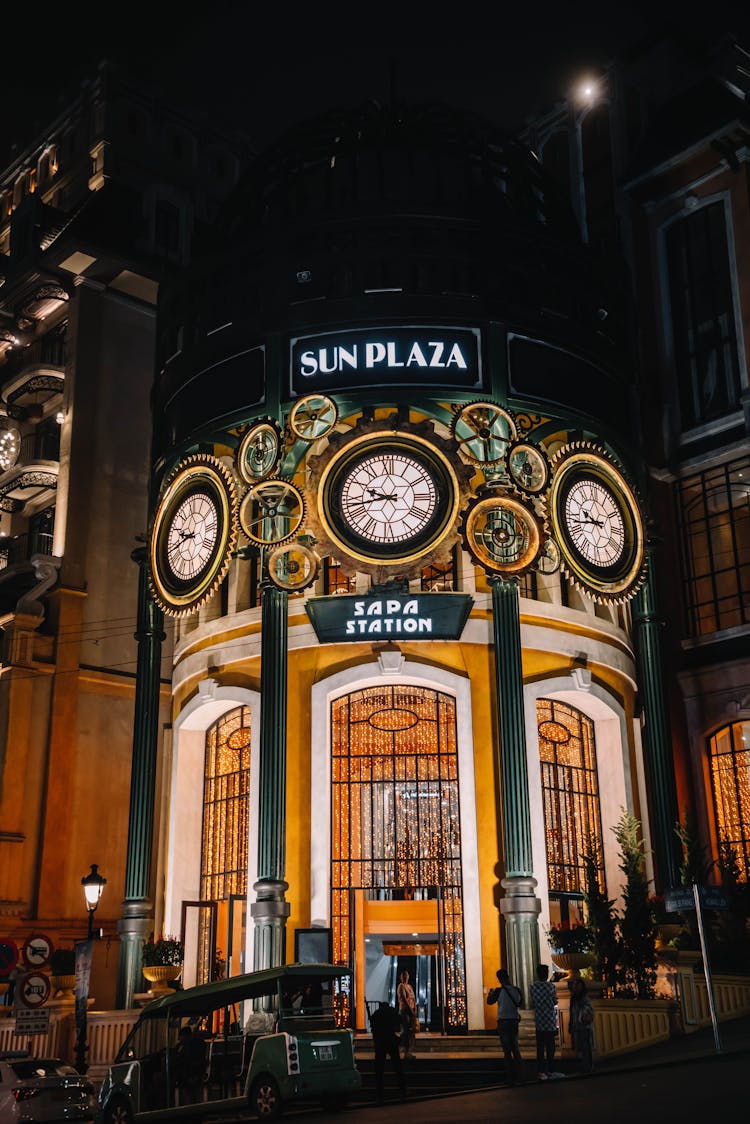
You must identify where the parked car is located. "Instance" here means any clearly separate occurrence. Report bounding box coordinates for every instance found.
[0,1051,96,1121]
[97,963,361,1121]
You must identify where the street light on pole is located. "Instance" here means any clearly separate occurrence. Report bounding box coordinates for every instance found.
[569,75,600,245]
[75,864,106,1074]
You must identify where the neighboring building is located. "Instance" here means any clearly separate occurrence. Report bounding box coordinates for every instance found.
[0,60,251,1006]
[526,31,750,886]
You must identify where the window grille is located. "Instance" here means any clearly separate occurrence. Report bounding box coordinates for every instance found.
[709,721,750,880]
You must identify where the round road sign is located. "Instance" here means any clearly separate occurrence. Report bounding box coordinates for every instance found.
[0,939,19,976]
[18,971,51,1009]
[22,932,53,969]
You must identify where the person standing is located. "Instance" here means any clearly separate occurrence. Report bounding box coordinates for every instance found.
[370,1000,407,1105]
[569,977,595,1073]
[487,968,524,1085]
[529,963,560,1080]
[396,969,417,1060]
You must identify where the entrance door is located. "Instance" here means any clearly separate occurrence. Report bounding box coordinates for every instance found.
[331,685,467,1032]
[180,899,218,989]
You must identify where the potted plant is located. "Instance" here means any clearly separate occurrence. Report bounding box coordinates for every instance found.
[142,935,184,992]
[546,921,596,976]
[50,947,77,999]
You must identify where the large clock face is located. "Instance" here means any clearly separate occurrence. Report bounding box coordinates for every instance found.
[548,447,645,600]
[564,477,625,567]
[149,456,237,616]
[165,491,219,580]
[317,432,460,566]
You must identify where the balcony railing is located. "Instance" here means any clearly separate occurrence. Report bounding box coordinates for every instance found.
[19,430,60,463]
[0,531,54,570]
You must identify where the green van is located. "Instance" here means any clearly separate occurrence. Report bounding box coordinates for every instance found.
[96,963,361,1121]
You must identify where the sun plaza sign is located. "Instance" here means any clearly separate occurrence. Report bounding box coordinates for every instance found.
[306,593,473,643]
[290,326,482,393]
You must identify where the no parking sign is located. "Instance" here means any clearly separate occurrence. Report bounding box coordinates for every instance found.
[22,933,53,969]
[17,971,51,1009]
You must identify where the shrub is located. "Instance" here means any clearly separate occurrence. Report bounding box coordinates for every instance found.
[142,935,184,967]
[546,921,595,954]
[50,947,76,975]
[613,810,656,999]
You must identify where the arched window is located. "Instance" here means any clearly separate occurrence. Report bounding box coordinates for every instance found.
[537,699,605,926]
[709,720,750,880]
[201,705,252,903]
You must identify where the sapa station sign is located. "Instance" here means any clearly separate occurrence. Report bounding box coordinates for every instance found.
[307,593,472,643]
[291,326,482,393]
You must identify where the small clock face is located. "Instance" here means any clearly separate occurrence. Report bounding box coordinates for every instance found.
[237,419,281,483]
[548,447,645,600]
[564,478,625,567]
[506,440,550,495]
[149,456,237,616]
[165,491,219,580]
[318,433,459,565]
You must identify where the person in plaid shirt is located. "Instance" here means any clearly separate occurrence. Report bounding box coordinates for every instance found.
[529,963,562,1080]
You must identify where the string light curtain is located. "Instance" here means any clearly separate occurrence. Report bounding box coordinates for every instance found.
[537,699,605,894]
[710,721,750,880]
[331,685,467,1031]
[198,706,252,979]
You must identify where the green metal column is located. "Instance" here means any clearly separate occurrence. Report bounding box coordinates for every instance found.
[632,546,680,888]
[116,548,165,1008]
[491,577,540,1003]
[251,584,290,969]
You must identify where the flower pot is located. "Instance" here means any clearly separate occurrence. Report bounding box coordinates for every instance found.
[51,974,77,1001]
[550,951,596,977]
[142,964,182,993]
[655,924,682,949]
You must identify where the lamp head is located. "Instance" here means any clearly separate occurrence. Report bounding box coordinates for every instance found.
[82,863,107,912]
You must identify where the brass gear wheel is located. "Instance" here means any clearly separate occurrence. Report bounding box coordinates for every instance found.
[239,478,306,546]
[267,541,321,591]
[450,401,517,465]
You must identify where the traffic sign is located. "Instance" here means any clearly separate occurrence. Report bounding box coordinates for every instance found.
[17,971,51,1009]
[15,1007,50,1036]
[22,932,53,969]
[0,938,19,975]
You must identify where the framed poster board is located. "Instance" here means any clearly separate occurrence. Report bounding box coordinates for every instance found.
[294,927,332,964]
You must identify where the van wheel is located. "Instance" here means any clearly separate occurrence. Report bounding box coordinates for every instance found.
[251,1075,282,1119]
[102,1100,133,1124]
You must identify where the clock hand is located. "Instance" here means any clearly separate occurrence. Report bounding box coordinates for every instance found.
[572,516,604,527]
[366,489,398,501]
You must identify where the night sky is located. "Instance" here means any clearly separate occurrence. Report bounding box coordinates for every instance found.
[3,1,750,165]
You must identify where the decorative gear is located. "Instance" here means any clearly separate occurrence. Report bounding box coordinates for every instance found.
[288,393,338,441]
[460,487,543,577]
[267,541,321,591]
[536,536,561,575]
[450,401,517,465]
[239,478,306,546]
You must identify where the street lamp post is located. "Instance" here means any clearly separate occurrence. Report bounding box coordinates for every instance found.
[75,864,106,1074]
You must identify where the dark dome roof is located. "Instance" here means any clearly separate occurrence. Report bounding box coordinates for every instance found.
[220,99,579,240]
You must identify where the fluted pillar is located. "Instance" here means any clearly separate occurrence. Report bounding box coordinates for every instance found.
[491,577,540,1002]
[116,548,165,1008]
[251,585,290,968]
[632,546,680,888]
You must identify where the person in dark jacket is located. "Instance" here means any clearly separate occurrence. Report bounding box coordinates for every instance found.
[487,968,524,1085]
[370,1000,407,1104]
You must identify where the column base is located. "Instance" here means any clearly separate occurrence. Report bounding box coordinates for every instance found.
[116,899,153,1010]
[251,880,290,971]
[499,875,542,1004]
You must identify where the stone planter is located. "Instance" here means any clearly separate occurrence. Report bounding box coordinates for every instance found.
[142,964,182,993]
[655,924,683,949]
[51,973,77,1001]
[550,951,596,977]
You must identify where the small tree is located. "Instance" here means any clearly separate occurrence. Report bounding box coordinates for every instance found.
[613,810,656,999]
[713,838,750,970]
[582,834,621,993]
[675,815,713,948]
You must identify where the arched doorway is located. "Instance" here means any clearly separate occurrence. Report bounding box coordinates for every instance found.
[330,684,467,1033]
[165,684,260,986]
